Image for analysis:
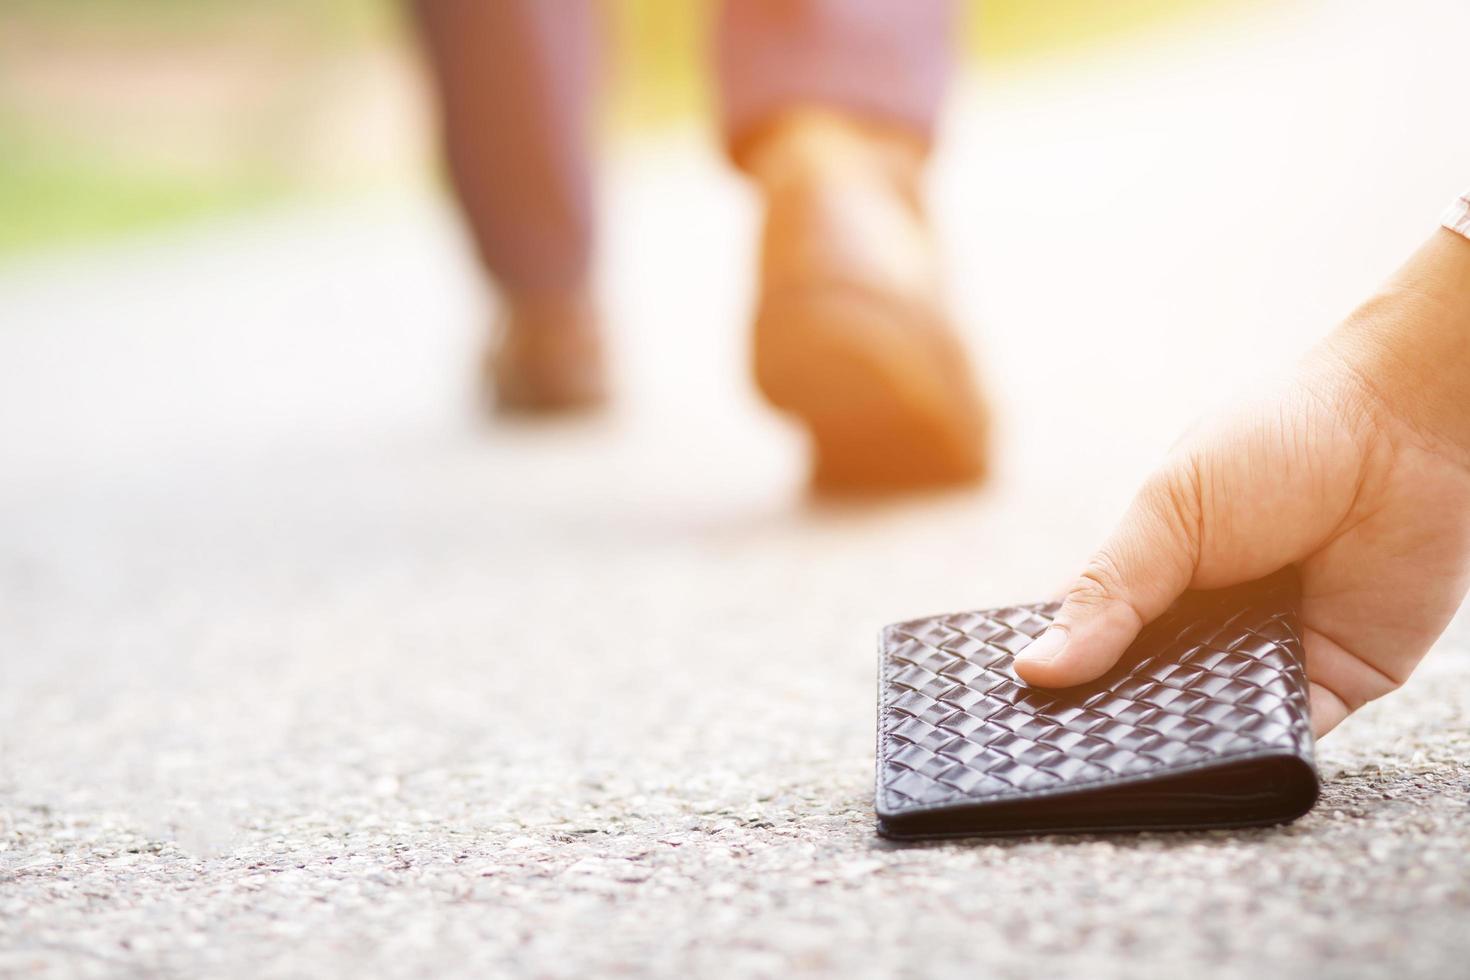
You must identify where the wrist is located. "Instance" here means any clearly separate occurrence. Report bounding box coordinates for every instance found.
[1323,229,1470,463]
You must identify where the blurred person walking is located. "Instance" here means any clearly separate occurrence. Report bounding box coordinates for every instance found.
[412,0,986,491]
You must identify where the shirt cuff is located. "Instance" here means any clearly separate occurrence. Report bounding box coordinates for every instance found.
[1442,190,1470,239]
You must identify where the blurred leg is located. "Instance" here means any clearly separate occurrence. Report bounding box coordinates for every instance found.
[413,0,605,412]
[716,0,952,160]
[714,1,988,491]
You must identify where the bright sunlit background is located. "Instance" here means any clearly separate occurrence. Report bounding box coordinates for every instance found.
[0,0,1241,255]
[4,0,1467,498]
[3,0,1470,613]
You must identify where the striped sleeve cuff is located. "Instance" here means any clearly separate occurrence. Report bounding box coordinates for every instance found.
[1442,190,1470,239]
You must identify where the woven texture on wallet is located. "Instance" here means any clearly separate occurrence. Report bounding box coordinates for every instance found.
[876,570,1318,839]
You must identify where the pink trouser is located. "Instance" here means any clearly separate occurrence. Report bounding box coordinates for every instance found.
[413,0,953,298]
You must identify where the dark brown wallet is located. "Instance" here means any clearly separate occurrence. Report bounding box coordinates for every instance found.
[875,569,1318,839]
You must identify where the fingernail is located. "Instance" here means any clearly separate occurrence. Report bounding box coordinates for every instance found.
[1017,627,1068,665]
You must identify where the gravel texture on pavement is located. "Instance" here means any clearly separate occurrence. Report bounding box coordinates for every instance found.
[2,436,1468,979]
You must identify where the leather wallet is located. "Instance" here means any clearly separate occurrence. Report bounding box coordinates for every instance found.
[876,568,1318,839]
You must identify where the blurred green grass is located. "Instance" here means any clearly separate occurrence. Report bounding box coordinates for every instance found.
[0,0,399,45]
[0,0,1236,256]
[0,113,285,254]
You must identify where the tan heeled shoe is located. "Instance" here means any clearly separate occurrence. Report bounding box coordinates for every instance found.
[745,110,988,491]
[483,290,607,415]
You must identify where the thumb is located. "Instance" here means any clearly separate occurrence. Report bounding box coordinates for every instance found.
[1014,467,1202,687]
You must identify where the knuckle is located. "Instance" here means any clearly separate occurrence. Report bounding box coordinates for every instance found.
[1138,463,1204,549]
[1356,669,1407,708]
[1066,553,1127,610]
[1323,679,1378,716]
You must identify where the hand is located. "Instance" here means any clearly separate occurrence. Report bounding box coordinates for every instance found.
[1015,230,1470,736]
